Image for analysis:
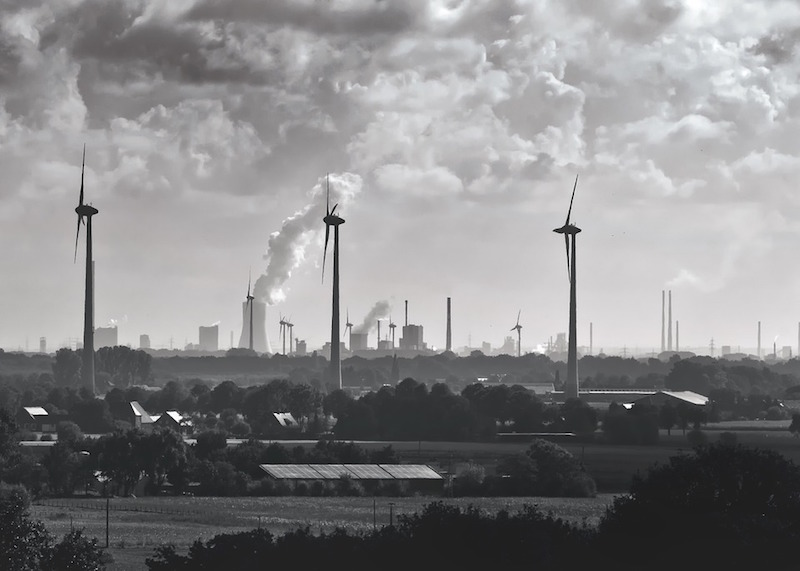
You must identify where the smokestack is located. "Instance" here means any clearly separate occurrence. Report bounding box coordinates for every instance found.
[661,290,665,352]
[667,290,672,352]
[590,322,593,356]
[377,320,381,348]
[446,297,452,353]
[676,320,679,352]
[758,321,761,359]
[405,300,408,326]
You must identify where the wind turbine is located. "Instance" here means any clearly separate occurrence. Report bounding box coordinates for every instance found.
[389,316,396,349]
[246,270,254,351]
[279,314,288,355]
[344,309,354,349]
[553,175,581,400]
[286,317,294,355]
[74,145,98,395]
[511,310,522,358]
[322,174,345,389]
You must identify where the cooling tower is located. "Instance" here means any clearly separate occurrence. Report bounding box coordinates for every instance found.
[238,300,271,353]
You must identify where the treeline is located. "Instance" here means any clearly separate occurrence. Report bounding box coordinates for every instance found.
[145,445,800,571]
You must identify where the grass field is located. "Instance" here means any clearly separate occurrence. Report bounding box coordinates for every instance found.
[32,494,616,571]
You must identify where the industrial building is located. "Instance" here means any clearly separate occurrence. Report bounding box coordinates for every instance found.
[95,326,118,348]
[199,324,219,352]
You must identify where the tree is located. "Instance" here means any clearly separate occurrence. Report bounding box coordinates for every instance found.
[598,444,800,570]
[56,421,83,445]
[657,404,677,435]
[0,484,50,570]
[43,530,107,571]
[139,428,187,494]
[789,413,800,437]
[52,349,82,387]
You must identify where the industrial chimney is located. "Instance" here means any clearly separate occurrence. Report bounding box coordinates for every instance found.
[757,321,761,359]
[405,300,408,327]
[446,297,452,353]
[676,320,680,352]
[667,290,673,352]
[661,290,665,352]
[590,322,593,356]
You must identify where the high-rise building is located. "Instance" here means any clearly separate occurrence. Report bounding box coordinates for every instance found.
[95,326,118,348]
[295,340,307,356]
[199,325,219,352]
[238,300,271,353]
[39,337,46,354]
[139,334,151,350]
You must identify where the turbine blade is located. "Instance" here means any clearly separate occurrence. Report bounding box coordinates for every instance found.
[564,234,570,280]
[73,216,82,263]
[247,269,251,298]
[516,310,521,327]
[330,203,338,216]
[326,173,330,216]
[322,224,330,283]
[79,145,86,207]
[565,174,578,225]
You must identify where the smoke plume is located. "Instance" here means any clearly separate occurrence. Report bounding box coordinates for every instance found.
[253,172,363,304]
[354,300,391,334]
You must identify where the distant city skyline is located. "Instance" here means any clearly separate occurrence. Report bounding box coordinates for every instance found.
[1,1,799,355]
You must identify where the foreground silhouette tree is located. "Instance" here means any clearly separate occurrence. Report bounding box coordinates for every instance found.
[597,444,800,570]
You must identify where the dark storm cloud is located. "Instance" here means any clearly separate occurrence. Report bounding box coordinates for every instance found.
[752,29,800,64]
[186,0,419,37]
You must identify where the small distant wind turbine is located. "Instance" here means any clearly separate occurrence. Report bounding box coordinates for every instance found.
[286,317,294,355]
[246,269,254,351]
[389,316,396,349]
[553,175,581,400]
[322,174,345,389]
[511,310,522,358]
[74,145,98,395]
[279,314,288,355]
[344,309,354,347]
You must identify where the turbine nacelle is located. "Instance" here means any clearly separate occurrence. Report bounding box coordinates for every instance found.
[553,223,582,235]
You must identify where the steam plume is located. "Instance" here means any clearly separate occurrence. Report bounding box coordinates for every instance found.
[253,172,362,304]
[354,300,391,334]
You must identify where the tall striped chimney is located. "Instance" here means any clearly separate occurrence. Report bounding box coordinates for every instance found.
[661,290,665,352]
[758,321,761,359]
[405,300,408,327]
[446,297,452,353]
[667,290,673,352]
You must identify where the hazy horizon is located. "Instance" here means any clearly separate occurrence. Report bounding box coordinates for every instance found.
[2,1,800,354]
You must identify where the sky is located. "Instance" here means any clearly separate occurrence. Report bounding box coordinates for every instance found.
[2,0,800,356]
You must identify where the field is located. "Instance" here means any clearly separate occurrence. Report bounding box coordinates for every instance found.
[32,494,616,571]
[27,424,800,570]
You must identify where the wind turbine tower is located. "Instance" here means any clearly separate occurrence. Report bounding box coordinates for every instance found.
[279,315,287,355]
[322,175,345,389]
[286,318,294,355]
[553,175,582,400]
[377,320,381,349]
[668,290,673,352]
[74,146,98,395]
[389,317,396,349]
[661,290,665,352]
[511,310,522,358]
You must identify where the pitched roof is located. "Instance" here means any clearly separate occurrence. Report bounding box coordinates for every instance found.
[22,407,48,417]
[659,390,709,406]
[273,412,298,427]
[130,401,154,423]
[260,464,442,480]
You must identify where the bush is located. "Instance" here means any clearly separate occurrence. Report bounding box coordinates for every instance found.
[686,429,708,447]
[766,405,789,421]
[452,463,486,496]
[718,431,738,446]
[334,475,364,497]
[40,433,53,442]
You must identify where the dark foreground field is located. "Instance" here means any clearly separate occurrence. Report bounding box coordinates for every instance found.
[32,495,615,571]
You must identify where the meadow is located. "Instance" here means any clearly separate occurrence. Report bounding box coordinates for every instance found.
[32,494,616,571]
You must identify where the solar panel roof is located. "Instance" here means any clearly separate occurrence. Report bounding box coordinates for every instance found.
[308,464,352,479]
[380,465,443,480]
[260,464,321,479]
[343,464,394,479]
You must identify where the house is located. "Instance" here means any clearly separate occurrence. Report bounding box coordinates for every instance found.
[154,410,193,434]
[16,407,60,433]
[273,412,299,428]
[634,390,708,408]
[110,401,157,430]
